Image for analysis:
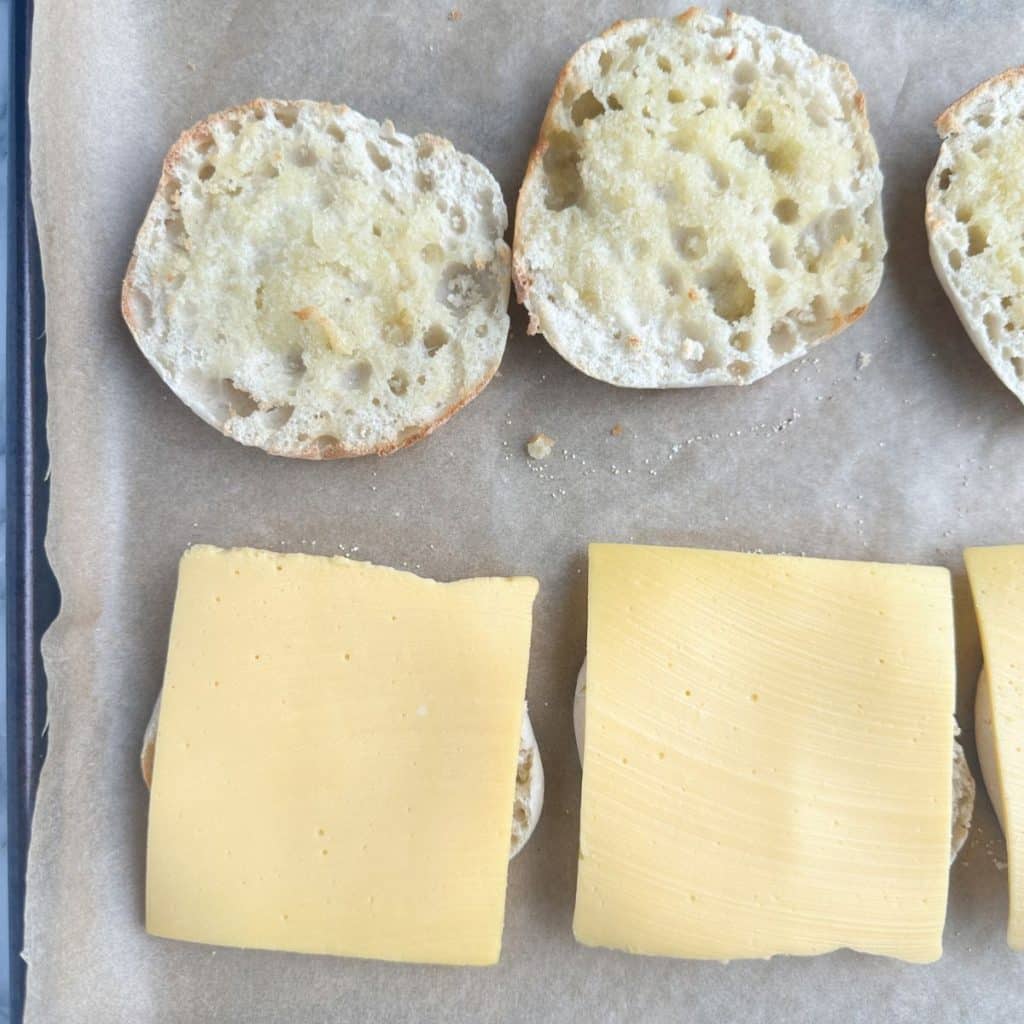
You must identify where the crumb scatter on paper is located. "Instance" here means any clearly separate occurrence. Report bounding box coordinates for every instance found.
[527,433,555,460]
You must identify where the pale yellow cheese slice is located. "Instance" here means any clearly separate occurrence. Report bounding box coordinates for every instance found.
[965,545,1024,950]
[146,545,538,965]
[575,544,955,963]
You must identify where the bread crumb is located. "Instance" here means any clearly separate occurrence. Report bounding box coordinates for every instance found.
[857,351,872,370]
[610,423,623,437]
[186,61,196,72]
[448,7,462,20]
[527,433,555,460]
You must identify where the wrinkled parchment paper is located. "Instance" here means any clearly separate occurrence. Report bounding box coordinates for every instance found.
[26,1,1024,1020]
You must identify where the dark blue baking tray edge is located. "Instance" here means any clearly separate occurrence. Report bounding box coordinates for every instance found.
[7,0,58,1020]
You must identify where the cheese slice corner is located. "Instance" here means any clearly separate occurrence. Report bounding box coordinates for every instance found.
[575,543,955,964]
[146,544,537,966]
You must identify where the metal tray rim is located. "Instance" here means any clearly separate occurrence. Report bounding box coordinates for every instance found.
[7,0,60,1020]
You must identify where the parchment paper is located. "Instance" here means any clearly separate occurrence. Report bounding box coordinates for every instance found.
[25,1,1024,1020]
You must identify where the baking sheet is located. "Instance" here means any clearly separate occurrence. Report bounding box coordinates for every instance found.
[24,0,1024,1020]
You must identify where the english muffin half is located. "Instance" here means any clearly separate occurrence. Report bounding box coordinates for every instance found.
[123,100,511,457]
[514,9,886,388]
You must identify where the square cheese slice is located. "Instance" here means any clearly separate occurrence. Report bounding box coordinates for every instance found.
[146,545,538,965]
[965,545,1024,949]
[575,544,955,963]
